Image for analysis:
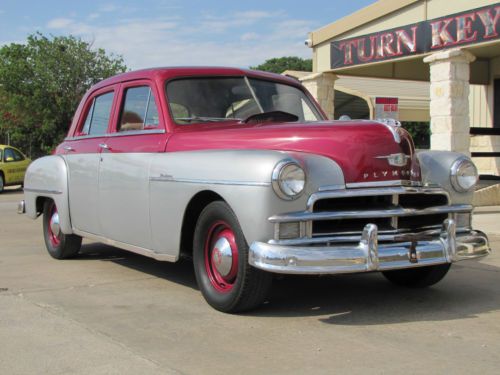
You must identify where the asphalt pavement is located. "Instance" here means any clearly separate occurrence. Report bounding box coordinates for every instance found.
[1,187,500,374]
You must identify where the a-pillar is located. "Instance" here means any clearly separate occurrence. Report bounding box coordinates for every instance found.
[300,72,337,120]
[424,48,476,154]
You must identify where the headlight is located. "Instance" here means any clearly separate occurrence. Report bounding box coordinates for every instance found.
[450,158,478,192]
[272,160,306,200]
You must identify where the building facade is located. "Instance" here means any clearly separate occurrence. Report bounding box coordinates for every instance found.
[305,0,499,176]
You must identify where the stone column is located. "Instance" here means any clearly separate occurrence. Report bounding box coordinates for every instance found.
[424,48,476,154]
[299,72,337,120]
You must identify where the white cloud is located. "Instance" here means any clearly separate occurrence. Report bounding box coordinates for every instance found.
[99,4,119,13]
[241,32,259,41]
[47,18,74,29]
[42,10,316,70]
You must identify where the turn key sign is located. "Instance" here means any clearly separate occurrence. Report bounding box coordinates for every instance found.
[375,97,399,120]
[331,3,500,68]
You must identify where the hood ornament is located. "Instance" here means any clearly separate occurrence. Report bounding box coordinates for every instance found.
[375,153,411,167]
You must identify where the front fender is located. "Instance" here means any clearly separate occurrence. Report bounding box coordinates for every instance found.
[23,155,72,234]
[149,149,345,256]
[417,150,475,205]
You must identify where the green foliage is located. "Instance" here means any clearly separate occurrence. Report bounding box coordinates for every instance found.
[250,56,312,74]
[402,121,430,149]
[0,33,127,157]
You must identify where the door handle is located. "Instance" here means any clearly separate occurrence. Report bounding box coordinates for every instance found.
[99,143,110,150]
[63,146,75,152]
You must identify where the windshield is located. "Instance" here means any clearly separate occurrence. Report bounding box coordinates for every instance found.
[166,77,323,124]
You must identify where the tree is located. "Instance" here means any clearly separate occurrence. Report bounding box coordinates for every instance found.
[250,56,312,74]
[0,33,127,157]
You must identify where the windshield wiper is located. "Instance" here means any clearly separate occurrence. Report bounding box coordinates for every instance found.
[176,116,241,123]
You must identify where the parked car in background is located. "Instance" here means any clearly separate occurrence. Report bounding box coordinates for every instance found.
[18,67,490,312]
[0,145,30,193]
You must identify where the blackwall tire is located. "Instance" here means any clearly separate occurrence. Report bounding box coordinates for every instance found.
[43,200,82,259]
[0,174,4,193]
[382,263,451,288]
[193,201,272,313]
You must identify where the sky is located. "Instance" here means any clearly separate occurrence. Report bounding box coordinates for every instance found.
[0,0,376,70]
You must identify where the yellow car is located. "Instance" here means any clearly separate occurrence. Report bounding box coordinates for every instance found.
[0,145,31,192]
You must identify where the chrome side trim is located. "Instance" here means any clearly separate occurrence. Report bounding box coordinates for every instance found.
[345,180,422,189]
[149,176,270,187]
[24,188,63,195]
[72,229,177,262]
[269,204,472,223]
[317,184,345,192]
[65,129,166,141]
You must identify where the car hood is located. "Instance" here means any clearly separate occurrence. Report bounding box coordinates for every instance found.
[167,120,421,184]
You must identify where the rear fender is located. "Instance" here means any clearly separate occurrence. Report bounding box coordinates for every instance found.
[23,155,72,234]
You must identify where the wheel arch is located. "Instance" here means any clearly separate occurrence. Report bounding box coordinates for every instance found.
[179,190,226,258]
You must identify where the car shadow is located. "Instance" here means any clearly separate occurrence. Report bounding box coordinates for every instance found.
[78,242,197,290]
[77,242,500,325]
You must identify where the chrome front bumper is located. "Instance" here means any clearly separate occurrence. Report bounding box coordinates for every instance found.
[249,219,490,274]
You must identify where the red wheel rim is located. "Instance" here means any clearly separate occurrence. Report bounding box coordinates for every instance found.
[204,221,239,293]
[47,202,61,247]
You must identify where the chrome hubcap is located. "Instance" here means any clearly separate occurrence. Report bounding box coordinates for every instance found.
[211,237,233,277]
[50,212,60,237]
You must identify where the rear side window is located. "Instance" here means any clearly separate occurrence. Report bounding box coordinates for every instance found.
[81,91,114,136]
[4,148,24,162]
[119,86,160,132]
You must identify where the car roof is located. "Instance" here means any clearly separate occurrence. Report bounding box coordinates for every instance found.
[90,66,301,92]
[0,144,21,151]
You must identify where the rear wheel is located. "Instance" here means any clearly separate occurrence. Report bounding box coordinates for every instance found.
[193,201,272,313]
[0,174,4,193]
[382,264,451,288]
[43,200,82,259]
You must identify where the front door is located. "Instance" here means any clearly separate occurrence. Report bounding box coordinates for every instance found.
[98,81,167,249]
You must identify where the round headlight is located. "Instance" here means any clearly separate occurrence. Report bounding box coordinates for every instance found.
[272,160,306,200]
[450,158,478,192]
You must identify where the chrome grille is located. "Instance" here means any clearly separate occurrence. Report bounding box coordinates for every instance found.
[270,187,472,243]
[311,192,449,236]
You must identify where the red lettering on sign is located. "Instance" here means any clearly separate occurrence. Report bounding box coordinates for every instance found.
[395,26,417,55]
[476,6,500,39]
[456,13,477,43]
[430,18,455,48]
[356,35,377,62]
[339,39,357,65]
[377,33,396,58]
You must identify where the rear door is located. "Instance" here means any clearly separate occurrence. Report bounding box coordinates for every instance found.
[2,147,27,184]
[63,86,118,235]
[98,80,168,249]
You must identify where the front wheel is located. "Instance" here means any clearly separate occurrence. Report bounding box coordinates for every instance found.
[43,200,82,259]
[193,201,272,313]
[382,263,451,288]
[0,174,4,193]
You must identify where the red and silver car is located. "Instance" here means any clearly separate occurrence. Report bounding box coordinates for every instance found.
[19,67,490,312]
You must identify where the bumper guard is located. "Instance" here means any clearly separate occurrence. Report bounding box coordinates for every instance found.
[249,219,490,274]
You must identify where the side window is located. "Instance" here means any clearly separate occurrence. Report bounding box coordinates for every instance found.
[11,148,24,161]
[119,86,160,132]
[4,148,21,162]
[80,91,114,136]
[0,149,3,162]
